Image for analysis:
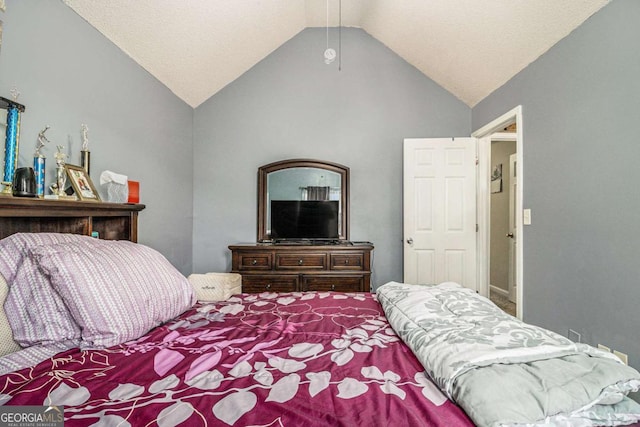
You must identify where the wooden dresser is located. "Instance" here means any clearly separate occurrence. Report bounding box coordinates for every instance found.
[229,242,373,293]
[0,198,145,241]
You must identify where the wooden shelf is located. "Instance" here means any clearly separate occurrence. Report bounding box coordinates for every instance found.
[0,197,145,241]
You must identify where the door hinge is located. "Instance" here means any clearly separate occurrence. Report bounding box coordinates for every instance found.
[475,158,479,165]
[476,224,479,232]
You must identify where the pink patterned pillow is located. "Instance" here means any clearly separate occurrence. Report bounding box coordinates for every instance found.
[0,233,85,347]
[31,239,196,348]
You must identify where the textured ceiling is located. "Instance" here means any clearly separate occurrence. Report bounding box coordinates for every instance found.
[63,0,609,108]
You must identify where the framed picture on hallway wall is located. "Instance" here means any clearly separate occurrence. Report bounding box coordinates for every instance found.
[491,164,502,193]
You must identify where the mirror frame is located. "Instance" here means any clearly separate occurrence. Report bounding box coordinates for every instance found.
[258,159,350,241]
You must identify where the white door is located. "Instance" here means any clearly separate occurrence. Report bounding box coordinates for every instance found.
[508,153,517,302]
[403,138,477,290]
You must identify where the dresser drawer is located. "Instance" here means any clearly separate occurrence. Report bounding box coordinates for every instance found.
[230,243,373,293]
[242,275,298,293]
[330,252,364,271]
[236,252,273,271]
[302,275,364,292]
[275,253,327,270]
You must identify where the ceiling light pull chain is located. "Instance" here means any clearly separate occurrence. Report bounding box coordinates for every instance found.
[339,0,342,71]
[326,0,329,50]
[324,0,336,64]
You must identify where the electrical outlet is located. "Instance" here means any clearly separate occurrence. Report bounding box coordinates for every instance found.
[614,350,628,365]
[598,344,611,352]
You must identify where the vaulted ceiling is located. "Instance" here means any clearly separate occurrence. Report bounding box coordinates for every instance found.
[63,0,609,108]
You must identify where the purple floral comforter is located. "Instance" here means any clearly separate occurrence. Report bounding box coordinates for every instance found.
[0,292,473,426]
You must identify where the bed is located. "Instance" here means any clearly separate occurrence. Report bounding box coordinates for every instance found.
[0,232,473,426]
[0,231,639,426]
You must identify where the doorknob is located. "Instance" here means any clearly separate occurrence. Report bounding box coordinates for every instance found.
[506,233,514,238]
[406,237,413,245]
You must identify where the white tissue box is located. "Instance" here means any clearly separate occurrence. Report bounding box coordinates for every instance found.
[100,170,129,203]
[104,182,129,203]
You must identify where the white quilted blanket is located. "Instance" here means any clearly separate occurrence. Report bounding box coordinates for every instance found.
[377,281,640,426]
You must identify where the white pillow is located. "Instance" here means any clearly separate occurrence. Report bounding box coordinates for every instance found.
[31,239,196,349]
[0,272,21,357]
[188,272,241,302]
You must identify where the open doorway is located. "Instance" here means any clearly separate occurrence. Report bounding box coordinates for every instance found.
[473,105,523,320]
[488,130,517,316]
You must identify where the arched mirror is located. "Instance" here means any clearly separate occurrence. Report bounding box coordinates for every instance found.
[258,159,349,242]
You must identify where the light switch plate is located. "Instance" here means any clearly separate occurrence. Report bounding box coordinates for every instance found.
[523,209,531,225]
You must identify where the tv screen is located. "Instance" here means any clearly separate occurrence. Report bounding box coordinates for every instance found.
[271,200,339,239]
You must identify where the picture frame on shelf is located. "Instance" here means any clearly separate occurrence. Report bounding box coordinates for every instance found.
[65,164,101,202]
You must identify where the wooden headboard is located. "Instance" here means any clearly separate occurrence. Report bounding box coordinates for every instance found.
[0,198,145,242]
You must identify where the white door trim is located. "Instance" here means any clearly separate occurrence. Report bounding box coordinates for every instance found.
[508,152,517,303]
[472,106,524,319]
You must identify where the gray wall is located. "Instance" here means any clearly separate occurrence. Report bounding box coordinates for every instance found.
[0,0,194,274]
[193,28,471,287]
[473,0,640,368]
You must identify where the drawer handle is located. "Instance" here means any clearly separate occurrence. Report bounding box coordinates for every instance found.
[331,284,336,291]
[266,283,271,290]
[298,259,303,265]
[344,259,349,265]
[252,259,257,265]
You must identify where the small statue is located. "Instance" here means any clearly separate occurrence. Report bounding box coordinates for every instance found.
[81,124,89,151]
[53,145,68,196]
[9,86,20,102]
[54,145,67,166]
[35,126,50,157]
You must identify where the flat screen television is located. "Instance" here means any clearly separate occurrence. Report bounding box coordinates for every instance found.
[270,200,339,240]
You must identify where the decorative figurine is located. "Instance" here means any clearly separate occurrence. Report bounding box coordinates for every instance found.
[9,87,20,102]
[53,145,67,197]
[33,126,49,198]
[80,124,90,175]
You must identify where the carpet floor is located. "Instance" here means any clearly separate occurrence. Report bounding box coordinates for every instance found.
[490,292,517,317]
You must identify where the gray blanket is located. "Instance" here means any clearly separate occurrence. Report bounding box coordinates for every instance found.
[377,281,640,426]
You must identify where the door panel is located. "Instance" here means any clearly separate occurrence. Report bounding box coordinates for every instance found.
[446,177,465,230]
[416,178,434,230]
[444,250,465,284]
[404,138,477,290]
[416,249,436,284]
